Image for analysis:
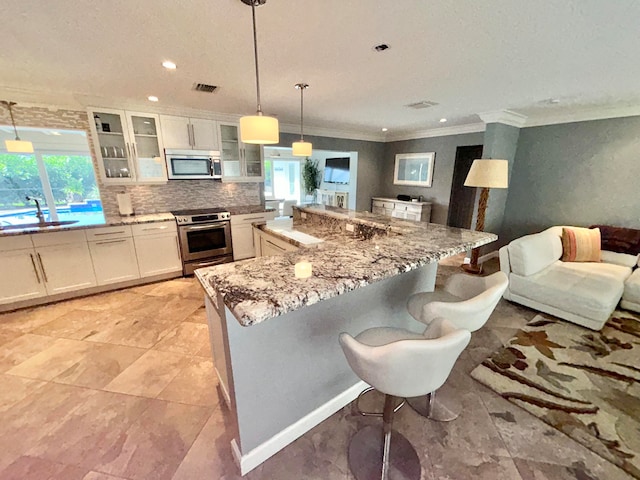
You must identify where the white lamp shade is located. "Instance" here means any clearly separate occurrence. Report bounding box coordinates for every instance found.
[240,115,279,144]
[464,159,509,188]
[292,141,312,157]
[5,139,34,153]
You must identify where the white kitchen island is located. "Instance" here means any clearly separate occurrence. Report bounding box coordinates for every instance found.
[195,205,496,475]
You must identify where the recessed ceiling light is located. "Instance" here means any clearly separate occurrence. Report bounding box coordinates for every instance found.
[549,98,560,104]
[382,128,388,132]
[148,96,159,102]
[439,118,447,123]
[162,61,177,70]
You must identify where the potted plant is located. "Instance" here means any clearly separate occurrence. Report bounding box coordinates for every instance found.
[302,158,320,203]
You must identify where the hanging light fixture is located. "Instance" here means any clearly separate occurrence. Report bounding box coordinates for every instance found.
[239,0,279,145]
[2,101,34,153]
[292,83,312,157]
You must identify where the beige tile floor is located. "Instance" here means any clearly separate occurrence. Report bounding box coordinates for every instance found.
[0,257,634,480]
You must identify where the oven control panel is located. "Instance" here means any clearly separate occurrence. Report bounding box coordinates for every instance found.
[175,211,231,225]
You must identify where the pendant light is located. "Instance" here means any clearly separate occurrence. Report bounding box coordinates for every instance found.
[292,83,312,157]
[2,101,34,153]
[239,0,279,145]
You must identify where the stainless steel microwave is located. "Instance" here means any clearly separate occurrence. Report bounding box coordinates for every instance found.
[165,149,222,180]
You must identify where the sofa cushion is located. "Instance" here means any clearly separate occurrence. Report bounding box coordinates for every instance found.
[556,260,632,282]
[590,224,640,255]
[508,231,562,276]
[623,269,640,304]
[601,250,640,268]
[561,227,601,262]
[510,261,625,322]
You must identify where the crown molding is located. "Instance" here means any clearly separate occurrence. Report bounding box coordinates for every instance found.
[278,123,386,142]
[384,123,486,142]
[522,104,640,127]
[479,110,528,127]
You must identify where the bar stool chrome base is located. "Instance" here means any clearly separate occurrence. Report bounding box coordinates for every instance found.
[348,425,421,480]
[406,385,461,422]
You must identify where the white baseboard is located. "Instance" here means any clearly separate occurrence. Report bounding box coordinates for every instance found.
[231,380,368,476]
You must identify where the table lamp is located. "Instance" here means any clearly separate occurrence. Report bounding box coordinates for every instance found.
[462,159,509,274]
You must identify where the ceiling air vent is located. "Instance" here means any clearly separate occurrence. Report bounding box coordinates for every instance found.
[193,83,218,93]
[405,100,439,109]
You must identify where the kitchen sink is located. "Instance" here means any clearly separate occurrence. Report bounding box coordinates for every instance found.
[0,220,79,231]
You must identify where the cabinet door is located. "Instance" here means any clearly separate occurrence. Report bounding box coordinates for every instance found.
[261,237,286,257]
[243,143,263,180]
[127,112,167,183]
[134,233,182,277]
[231,224,255,260]
[190,118,219,150]
[36,243,97,295]
[0,249,48,304]
[89,108,135,184]
[89,238,140,285]
[160,115,192,150]
[218,123,242,179]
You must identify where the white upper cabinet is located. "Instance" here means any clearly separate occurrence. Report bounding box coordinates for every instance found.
[89,108,167,184]
[160,115,219,151]
[217,122,264,182]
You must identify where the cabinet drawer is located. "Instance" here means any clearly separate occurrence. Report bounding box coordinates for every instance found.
[394,204,408,212]
[131,221,177,236]
[406,204,422,214]
[230,212,274,226]
[0,235,34,252]
[372,200,384,208]
[31,229,87,247]
[85,225,133,241]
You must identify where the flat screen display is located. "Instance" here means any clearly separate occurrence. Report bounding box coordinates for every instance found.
[323,157,350,184]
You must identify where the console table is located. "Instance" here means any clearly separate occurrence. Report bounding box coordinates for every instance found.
[371,197,432,222]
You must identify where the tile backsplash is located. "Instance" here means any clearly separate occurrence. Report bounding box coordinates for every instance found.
[101,181,262,216]
[2,105,262,216]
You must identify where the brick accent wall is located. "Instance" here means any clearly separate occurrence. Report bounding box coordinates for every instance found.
[1,105,261,216]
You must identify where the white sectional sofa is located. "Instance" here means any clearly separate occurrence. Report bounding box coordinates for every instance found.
[500,226,640,330]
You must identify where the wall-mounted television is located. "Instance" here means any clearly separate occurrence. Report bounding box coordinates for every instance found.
[323,157,350,184]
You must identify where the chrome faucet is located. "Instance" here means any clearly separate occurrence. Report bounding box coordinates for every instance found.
[26,196,46,224]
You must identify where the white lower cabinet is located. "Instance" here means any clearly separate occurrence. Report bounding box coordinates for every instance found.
[36,242,97,295]
[230,211,277,261]
[253,228,298,257]
[132,221,182,277]
[0,248,48,304]
[89,237,140,285]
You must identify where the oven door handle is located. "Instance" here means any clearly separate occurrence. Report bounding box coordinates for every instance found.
[184,224,227,231]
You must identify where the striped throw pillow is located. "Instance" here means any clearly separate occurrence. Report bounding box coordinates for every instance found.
[561,227,601,262]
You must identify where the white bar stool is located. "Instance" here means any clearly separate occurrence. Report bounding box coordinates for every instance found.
[405,271,508,421]
[339,318,471,480]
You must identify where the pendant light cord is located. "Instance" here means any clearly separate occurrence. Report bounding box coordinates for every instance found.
[2,101,21,140]
[250,2,263,116]
[299,86,304,141]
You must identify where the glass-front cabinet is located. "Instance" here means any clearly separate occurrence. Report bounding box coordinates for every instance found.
[89,108,167,184]
[218,122,263,182]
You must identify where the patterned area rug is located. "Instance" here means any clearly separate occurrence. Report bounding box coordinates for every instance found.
[471,311,640,479]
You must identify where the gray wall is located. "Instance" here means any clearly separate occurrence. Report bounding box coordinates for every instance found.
[382,132,485,224]
[501,115,640,244]
[276,133,386,211]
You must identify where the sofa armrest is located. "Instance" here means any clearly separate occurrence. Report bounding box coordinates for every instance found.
[499,246,512,300]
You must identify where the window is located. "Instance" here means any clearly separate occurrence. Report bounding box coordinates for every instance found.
[0,127,104,227]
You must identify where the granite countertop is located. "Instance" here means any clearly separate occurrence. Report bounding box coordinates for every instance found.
[227,205,277,215]
[0,212,176,237]
[196,205,497,327]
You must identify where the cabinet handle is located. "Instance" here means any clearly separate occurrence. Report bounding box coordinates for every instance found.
[132,143,138,159]
[95,239,127,245]
[241,216,264,222]
[94,230,126,236]
[265,240,285,251]
[187,124,193,147]
[36,253,48,283]
[29,253,41,284]
[142,226,168,231]
[190,124,196,147]
[126,143,132,159]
